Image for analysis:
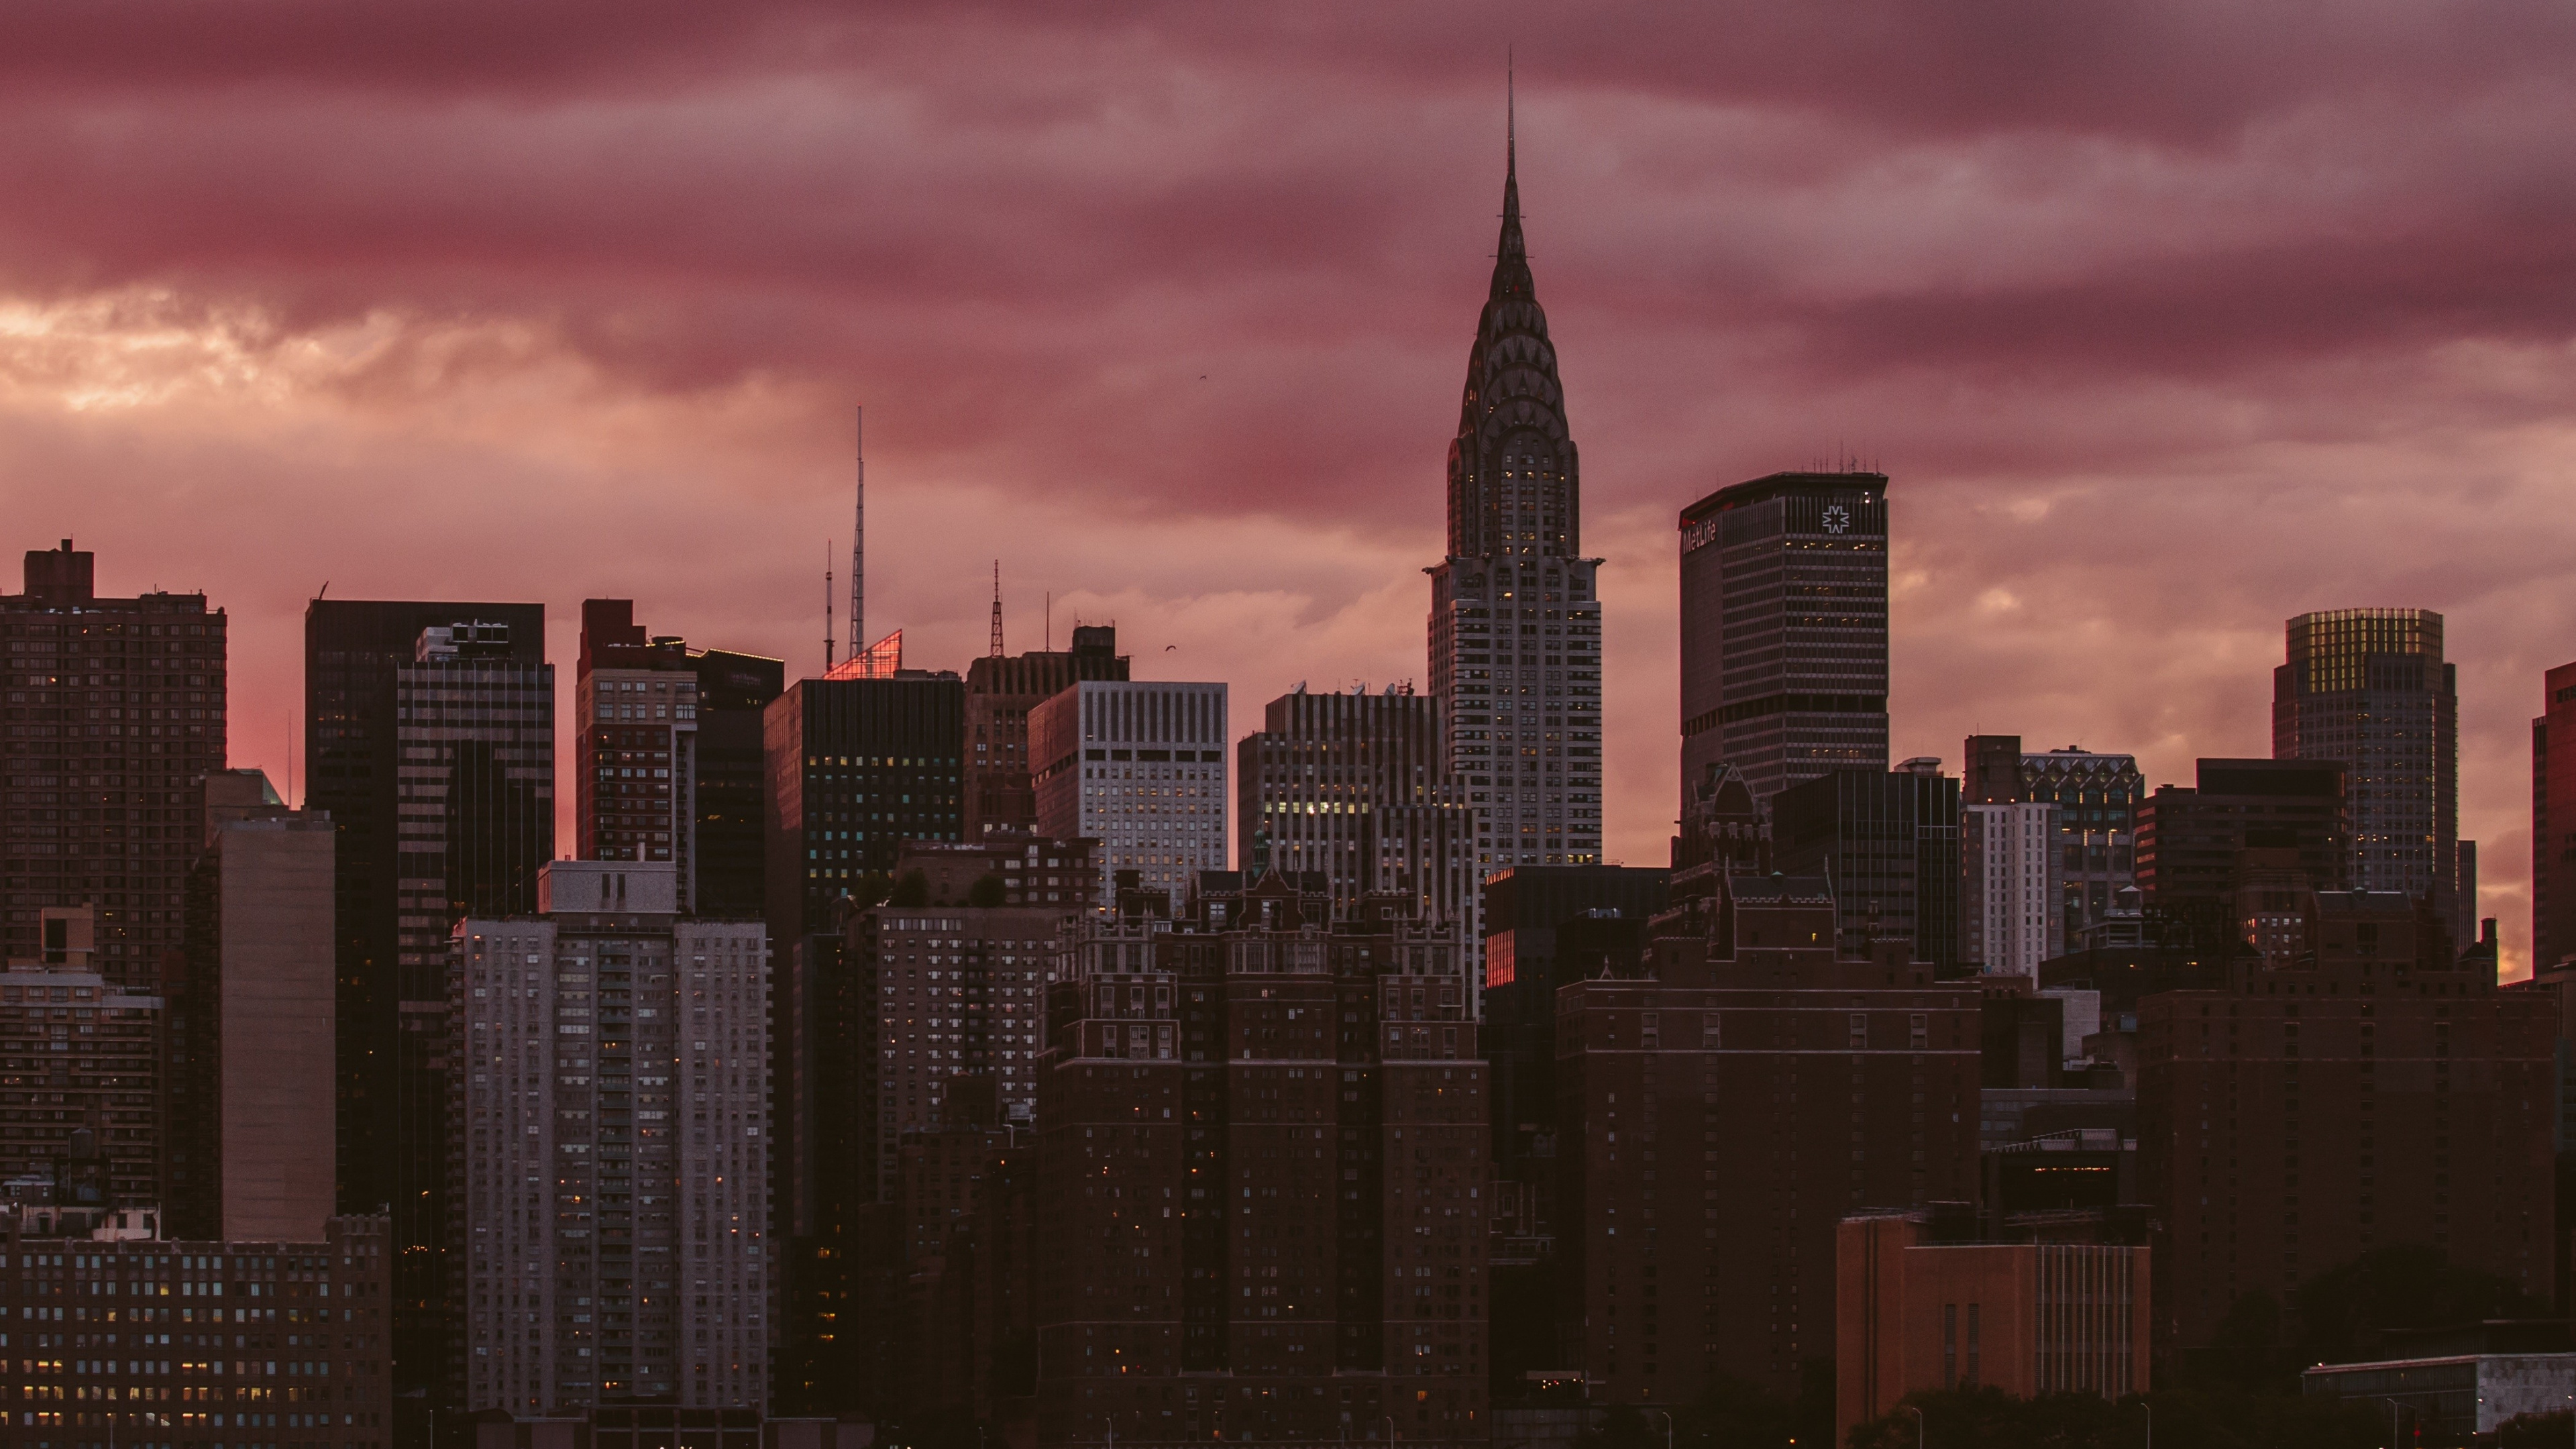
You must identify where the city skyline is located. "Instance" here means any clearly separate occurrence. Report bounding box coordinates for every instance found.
[5,7,2576,978]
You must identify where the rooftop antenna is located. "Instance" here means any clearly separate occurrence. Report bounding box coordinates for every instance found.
[1045,590,1053,651]
[989,560,1005,657]
[851,406,865,659]
[823,539,835,670]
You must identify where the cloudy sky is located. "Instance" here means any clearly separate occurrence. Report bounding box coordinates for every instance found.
[5,1,2574,969]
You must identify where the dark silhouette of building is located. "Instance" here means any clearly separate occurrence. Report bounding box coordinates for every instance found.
[1478,865,1668,1399]
[1964,737,2146,950]
[1678,472,1889,818]
[1236,686,1477,930]
[765,671,965,1414]
[1674,761,1766,873]
[305,599,549,1407]
[2133,757,2349,951]
[1424,113,1605,872]
[1555,874,1981,1403]
[1770,761,1961,972]
[2275,608,2463,934]
[1032,875,1489,1448]
[690,645,788,920]
[1,539,227,982]
[888,1085,1037,1438]
[2138,883,2555,1352]
[965,625,1128,839]
[2535,661,2576,971]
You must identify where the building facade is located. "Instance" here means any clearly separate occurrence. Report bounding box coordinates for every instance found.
[1770,763,1961,973]
[689,646,787,920]
[1837,1210,2149,1441]
[1030,680,1228,910]
[1033,879,1489,1448]
[577,600,701,899]
[1423,130,1605,872]
[2134,757,2349,951]
[1963,800,2062,979]
[1678,473,1890,819]
[1555,875,1981,1403]
[1964,738,2145,947]
[0,906,161,1208]
[2,538,227,981]
[0,1210,393,1448]
[1237,687,1477,932]
[2137,888,2555,1350]
[966,625,1130,839]
[453,861,771,1411]
[172,784,335,1244]
[2274,608,2463,932]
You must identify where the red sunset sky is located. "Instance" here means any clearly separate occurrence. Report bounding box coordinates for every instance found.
[6,2,2574,971]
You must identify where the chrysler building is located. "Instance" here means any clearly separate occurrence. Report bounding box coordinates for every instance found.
[1426,109,1605,873]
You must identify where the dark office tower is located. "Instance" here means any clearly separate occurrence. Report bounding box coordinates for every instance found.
[577,600,700,898]
[2275,608,2460,930]
[390,620,553,1397]
[690,645,787,919]
[2537,662,2576,971]
[1032,877,1489,1448]
[1425,120,1605,873]
[303,597,543,1225]
[0,539,226,983]
[966,625,1128,839]
[2134,757,2349,951]
[2139,883,2555,1352]
[1556,875,1979,1402]
[1477,865,1667,1395]
[1678,472,1889,818]
[1770,761,1960,971]
[765,671,964,1413]
[1964,737,2146,947]
[1237,686,1478,928]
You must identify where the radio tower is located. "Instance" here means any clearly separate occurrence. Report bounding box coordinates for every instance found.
[988,561,1004,657]
[851,406,865,659]
[822,539,834,670]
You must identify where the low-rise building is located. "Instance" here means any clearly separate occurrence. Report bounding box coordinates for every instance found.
[0,1208,392,1446]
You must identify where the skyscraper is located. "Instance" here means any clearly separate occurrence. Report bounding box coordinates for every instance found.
[577,600,700,898]
[303,597,543,1241]
[1236,686,1477,929]
[172,770,335,1244]
[1,539,227,983]
[2133,757,2349,951]
[763,669,964,1411]
[1425,119,1606,872]
[2273,608,2461,930]
[2535,661,2576,971]
[1770,761,1961,972]
[965,625,1129,839]
[1678,472,1890,818]
[1030,679,1228,909]
[0,906,162,1208]
[1961,799,2061,979]
[688,644,787,920]
[453,860,771,1411]
[392,619,554,1392]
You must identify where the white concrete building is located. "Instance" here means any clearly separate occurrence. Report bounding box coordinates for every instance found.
[1030,680,1228,910]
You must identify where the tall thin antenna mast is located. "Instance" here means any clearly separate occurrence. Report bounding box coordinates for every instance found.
[824,539,835,670]
[1045,591,1053,652]
[851,406,865,657]
[989,560,1005,657]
